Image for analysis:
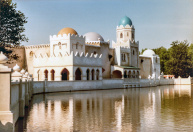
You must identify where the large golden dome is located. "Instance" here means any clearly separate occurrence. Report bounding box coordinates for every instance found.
[57,27,78,35]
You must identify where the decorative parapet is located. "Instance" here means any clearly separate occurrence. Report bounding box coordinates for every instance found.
[50,33,85,41]
[33,51,103,67]
[116,24,135,29]
[25,44,50,49]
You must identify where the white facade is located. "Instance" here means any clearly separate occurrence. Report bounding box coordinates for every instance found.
[139,49,160,79]
[22,16,160,81]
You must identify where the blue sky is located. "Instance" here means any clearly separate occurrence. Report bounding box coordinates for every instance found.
[13,0,193,50]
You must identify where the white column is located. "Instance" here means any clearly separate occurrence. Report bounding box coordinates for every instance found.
[0,52,14,132]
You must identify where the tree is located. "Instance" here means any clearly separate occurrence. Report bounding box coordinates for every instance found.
[165,40,191,77]
[0,0,28,61]
[188,43,193,76]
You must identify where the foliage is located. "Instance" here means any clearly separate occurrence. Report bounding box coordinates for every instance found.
[141,41,193,77]
[0,0,27,61]
[165,41,191,77]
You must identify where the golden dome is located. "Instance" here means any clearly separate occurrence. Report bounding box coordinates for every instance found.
[57,27,78,36]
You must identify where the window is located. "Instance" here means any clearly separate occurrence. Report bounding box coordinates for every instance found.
[76,44,78,49]
[121,53,126,62]
[132,33,134,39]
[94,51,96,54]
[133,50,135,55]
[29,51,34,57]
[120,33,123,38]
[58,42,61,49]
[127,32,129,36]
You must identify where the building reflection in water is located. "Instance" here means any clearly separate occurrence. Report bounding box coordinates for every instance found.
[16,85,193,132]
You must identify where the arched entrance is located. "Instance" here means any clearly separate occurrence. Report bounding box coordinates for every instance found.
[75,68,81,80]
[128,71,131,78]
[112,70,122,78]
[86,69,90,80]
[91,69,95,80]
[44,69,48,80]
[96,69,99,80]
[133,71,136,78]
[61,68,69,80]
[124,71,127,78]
[51,69,55,81]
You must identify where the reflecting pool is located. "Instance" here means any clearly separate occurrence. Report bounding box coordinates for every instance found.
[15,85,193,132]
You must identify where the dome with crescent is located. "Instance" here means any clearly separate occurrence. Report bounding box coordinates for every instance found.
[83,32,104,42]
[57,27,78,36]
[119,16,133,27]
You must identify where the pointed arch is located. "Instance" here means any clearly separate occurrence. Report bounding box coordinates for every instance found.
[75,68,82,80]
[96,69,99,80]
[44,69,48,80]
[120,33,123,38]
[128,71,131,78]
[91,69,95,80]
[124,71,127,78]
[86,69,90,80]
[51,69,55,81]
[61,68,69,80]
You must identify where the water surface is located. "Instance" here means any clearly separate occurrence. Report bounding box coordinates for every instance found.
[16,85,193,132]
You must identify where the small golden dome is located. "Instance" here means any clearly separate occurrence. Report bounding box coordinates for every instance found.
[57,27,78,36]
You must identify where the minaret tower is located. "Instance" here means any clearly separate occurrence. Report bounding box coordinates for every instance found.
[116,16,135,45]
[112,16,139,68]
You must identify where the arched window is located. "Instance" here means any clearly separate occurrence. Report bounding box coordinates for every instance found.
[120,33,123,38]
[96,69,99,80]
[132,33,134,39]
[91,69,95,80]
[51,69,55,81]
[75,68,81,80]
[128,71,131,78]
[124,71,127,78]
[86,69,90,80]
[44,69,48,80]
[76,43,78,49]
[30,51,34,57]
[133,71,136,78]
[112,70,122,78]
[61,68,69,80]
[58,42,61,49]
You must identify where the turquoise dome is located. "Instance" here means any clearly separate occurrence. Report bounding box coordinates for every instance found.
[118,16,132,27]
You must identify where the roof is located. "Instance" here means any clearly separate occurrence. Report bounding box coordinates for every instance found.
[119,16,133,27]
[115,65,140,69]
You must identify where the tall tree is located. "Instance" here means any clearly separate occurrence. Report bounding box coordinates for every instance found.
[188,43,193,76]
[0,0,28,60]
[165,40,191,77]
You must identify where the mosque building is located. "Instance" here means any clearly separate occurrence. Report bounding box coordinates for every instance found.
[10,16,160,81]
